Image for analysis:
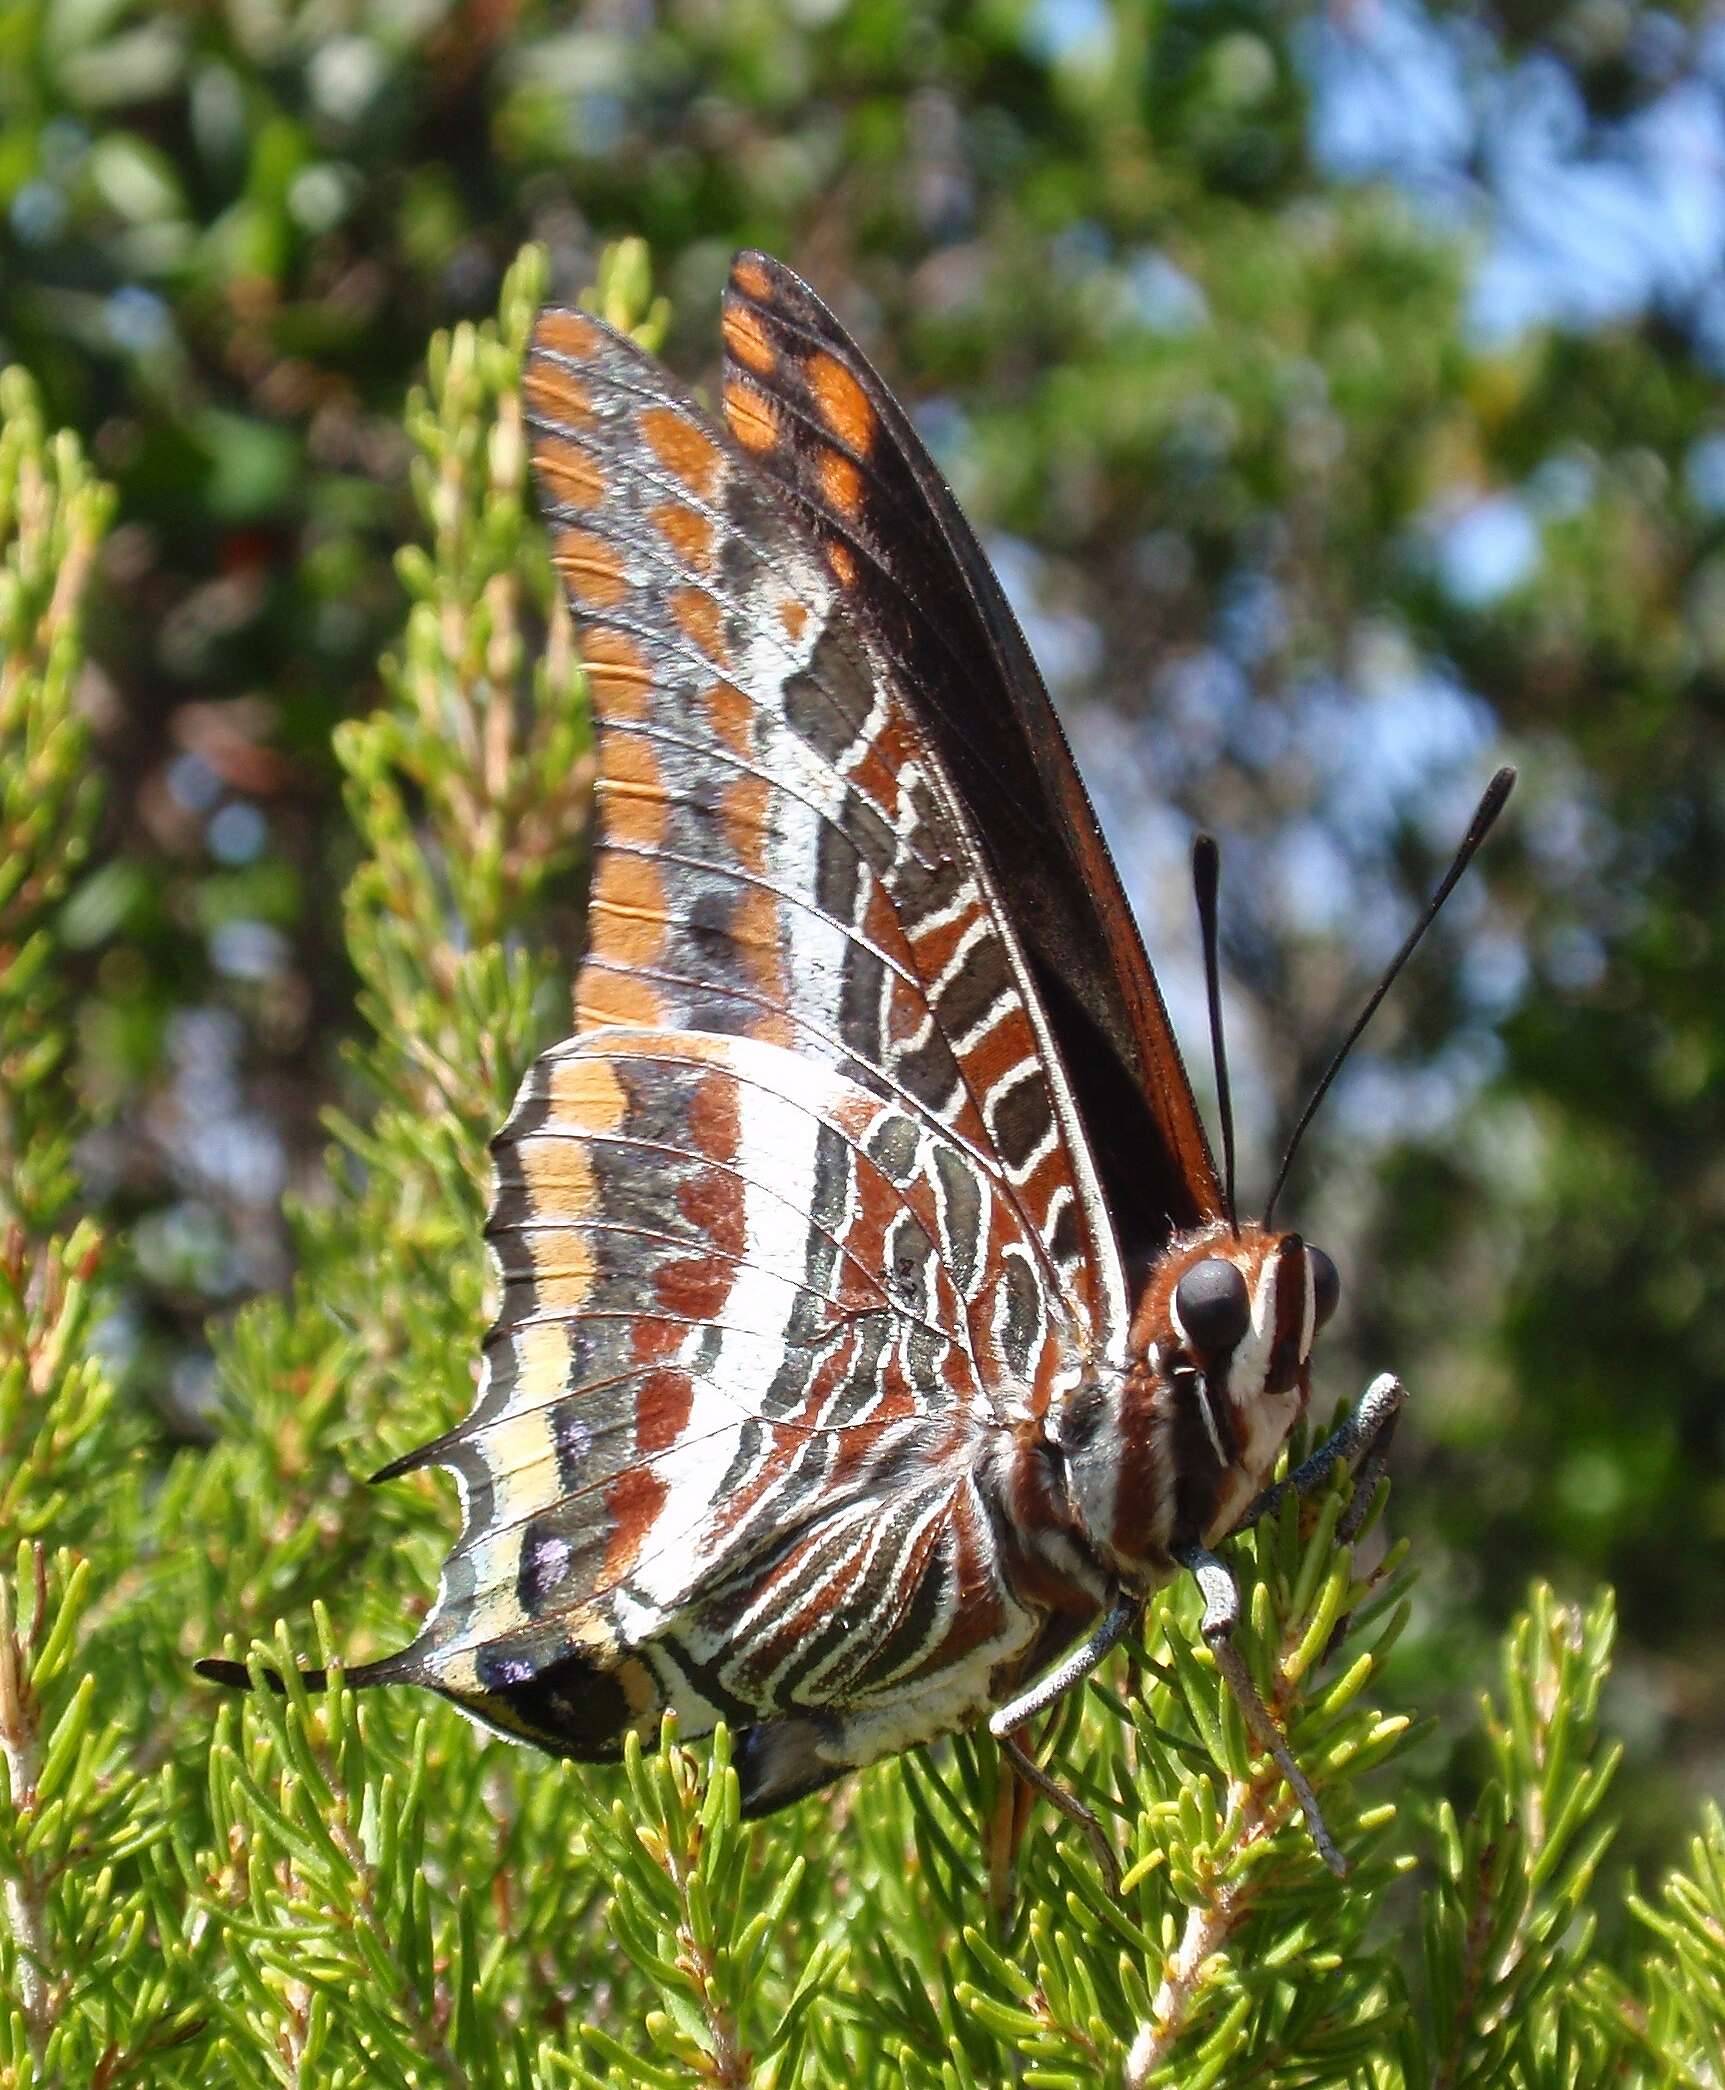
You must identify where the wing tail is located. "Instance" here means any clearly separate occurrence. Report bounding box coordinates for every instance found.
[192,1649,417,1694]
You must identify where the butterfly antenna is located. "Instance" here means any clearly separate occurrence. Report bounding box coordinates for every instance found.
[1193,833,1239,1237]
[1262,765,1516,1227]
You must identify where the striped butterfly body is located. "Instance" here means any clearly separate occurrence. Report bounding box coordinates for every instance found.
[202,254,1511,1870]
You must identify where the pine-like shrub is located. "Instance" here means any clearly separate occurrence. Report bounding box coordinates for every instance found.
[0,243,1719,2089]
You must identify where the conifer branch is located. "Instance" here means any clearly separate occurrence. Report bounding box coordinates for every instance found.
[203,1637,474,2087]
[1126,1470,1411,2082]
[2,244,1723,2089]
[0,1553,54,2060]
[1128,1806,1248,2083]
[0,367,113,1240]
[1421,1585,1619,2087]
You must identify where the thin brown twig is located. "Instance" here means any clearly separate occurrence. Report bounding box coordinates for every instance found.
[1125,1782,1271,2086]
[1126,1546,1382,2082]
[1431,1831,1505,2090]
[647,1796,750,2087]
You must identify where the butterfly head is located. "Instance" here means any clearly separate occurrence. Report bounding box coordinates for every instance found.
[1070,770,1513,1573]
[1143,1225,1340,1412]
[1137,850,1338,1546]
[1147,1226,1340,1550]
[1056,1224,1342,1577]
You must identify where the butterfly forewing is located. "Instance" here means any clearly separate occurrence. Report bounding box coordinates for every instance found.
[719,252,1222,1262]
[533,314,1097,1281]
[383,300,1133,1800]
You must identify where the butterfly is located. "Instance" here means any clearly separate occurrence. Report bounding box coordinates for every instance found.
[200,252,1510,1881]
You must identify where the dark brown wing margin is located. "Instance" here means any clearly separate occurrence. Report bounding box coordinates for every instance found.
[719,251,1221,1261]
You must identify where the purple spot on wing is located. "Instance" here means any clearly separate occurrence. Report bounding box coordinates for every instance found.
[553,1406,593,1479]
[485,1653,537,1687]
[518,1530,575,1612]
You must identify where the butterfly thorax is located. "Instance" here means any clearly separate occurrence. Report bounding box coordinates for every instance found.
[1036,1223,1331,1591]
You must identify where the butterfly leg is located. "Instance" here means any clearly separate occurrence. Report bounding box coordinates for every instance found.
[1240,1370,1407,1543]
[990,1593,1139,1735]
[1172,1543,1347,1878]
[988,1592,1138,1892]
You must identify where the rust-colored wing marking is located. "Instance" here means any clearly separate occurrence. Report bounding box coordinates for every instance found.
[718,252,1222,1262]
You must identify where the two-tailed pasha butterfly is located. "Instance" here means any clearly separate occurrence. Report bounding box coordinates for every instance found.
[200,253,1512,1883]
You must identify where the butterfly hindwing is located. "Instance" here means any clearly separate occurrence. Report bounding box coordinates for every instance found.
[378,300,1129,1790]
[719,252,1223,1262]
[418,1028,1084,1800]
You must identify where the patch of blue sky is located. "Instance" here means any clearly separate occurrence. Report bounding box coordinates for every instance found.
[1619,81,1725,295]
[1323,1033,1506,1148]
[1125,250,1209,336]
[1298,0,1480,201]
[1311,644,1492,798]
[1301,0,1725,353]
[1540,921,1609,994]
[1482,53,1590,171]
[1067,659,1505,1159]
[167,751,223,815]
[184,1114,287,1208]
[1473,87,1725,340]
[1522,769,1600,879]
[9,181,68,246]
[1024,0,1111,66]
[1689,283,1725,374]
[210,920,289,983]
[208,801,268,866]
[1051,218,1112,274]
[1460,927,1532,1015]
[912,394,967,459]
[105,286,172,355]
[1217,570,1287,667]
[1295,644,1498,943]
[1685,432,1725,513]
[1154,646,1254,769]
[1266,815,1357,938]
[164,1006,289,1272]
[1431,493,1541,610]
[1526,449,1599,521]
[1233,686,1301,776]
[169,1351,220,1425]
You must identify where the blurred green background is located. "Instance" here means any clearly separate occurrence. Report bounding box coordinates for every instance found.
[3,0,1721,1873]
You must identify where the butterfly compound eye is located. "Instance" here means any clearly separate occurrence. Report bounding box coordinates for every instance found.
[1309,1245,1341,1329]
[1174,1258,1250,1352]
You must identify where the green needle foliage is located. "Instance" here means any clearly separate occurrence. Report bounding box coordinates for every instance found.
[1410,1588,1621,2089]
[0,370,112,1240]
[1,245,1723,2085]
